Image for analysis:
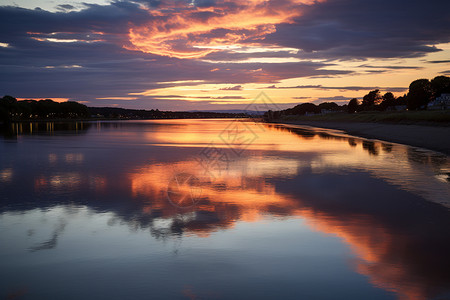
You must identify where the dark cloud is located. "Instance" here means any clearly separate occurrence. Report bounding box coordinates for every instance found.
[290,95,355,103]
[359,65,422,70]
[267,0,450,59]
[213,96,245,99]
[151,95,246,100]
[0,2,355,107]
[291,96,310,99]
[56,4,75,11]
[0,0,447,109]
[265,85,407,92]
[428,60,450,64]
[219,85,243,90]
[315,96,351,101]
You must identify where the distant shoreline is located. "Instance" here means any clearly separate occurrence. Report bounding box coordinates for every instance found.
[271,120,450,155]
[0,116,249,123]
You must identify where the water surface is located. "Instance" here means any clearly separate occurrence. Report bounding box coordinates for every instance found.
[1,119,449,300]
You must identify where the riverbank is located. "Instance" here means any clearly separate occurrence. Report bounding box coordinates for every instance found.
[272,120,450,155]
[277,110,450,125]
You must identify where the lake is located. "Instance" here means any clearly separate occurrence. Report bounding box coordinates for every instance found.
[1,119,449,300]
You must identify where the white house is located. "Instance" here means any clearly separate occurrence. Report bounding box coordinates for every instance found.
[428,93,450,110]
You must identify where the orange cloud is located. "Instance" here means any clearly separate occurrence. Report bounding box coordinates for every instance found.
[126,0,323,59]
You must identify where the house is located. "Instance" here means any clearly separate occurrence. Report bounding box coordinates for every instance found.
[428,93,450,110]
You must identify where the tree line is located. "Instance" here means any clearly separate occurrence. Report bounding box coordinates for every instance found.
[0,96,90,122]
[0,96,249,122]
[348,75,450,113]
[265,75,450,119]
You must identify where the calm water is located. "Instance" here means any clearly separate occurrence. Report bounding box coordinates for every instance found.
[1,119,449,300]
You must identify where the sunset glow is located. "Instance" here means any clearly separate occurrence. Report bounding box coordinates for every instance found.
[2,0,450,297]
[127,0,315,59]
[2,0,448,109]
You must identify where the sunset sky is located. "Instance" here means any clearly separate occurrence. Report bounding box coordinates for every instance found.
[1,0,449,110]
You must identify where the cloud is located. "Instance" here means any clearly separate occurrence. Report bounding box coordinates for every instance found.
[0,0,448,110]
[314,95,351,102]
[291,95,355,103]
[266,0,450,59]
[291,96,310,99]
[428,60,450,64]
[56,4,75,11]
[359,65,422,70]
[0,2,353,102]
[219,85,242,90]
[265,85,407,92]
[126,0,322,58]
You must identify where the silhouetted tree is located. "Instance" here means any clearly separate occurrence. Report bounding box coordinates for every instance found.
[1,95,17,105]
[379,92,396,110]
[407,79,432,110]
[285,103,319,115]
[347,98,359,113]
[396,94,407,106]
[362,89,382,109]
[264,110,274,121]
[430,75,450,98]
[0,95,18,121]
[318,102,339,111]
[0,96,90,120]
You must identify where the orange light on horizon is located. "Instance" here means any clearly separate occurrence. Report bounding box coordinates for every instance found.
[16,97,70,103]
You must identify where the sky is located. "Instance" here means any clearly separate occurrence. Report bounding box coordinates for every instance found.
[0,0,449,111]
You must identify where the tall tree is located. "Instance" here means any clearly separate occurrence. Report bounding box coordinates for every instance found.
[430,75,450,98]
[318,102,339,111]
[379,92,396,110]
[362,90,382,108]
[382,92,395,103]
[347,98,359,113]
[407,79,432,110]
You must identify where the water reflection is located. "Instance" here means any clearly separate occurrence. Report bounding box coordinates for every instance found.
[268,124,450,206]
[1,120,449,300]
[0,121,91,139]
[28,219,67,252]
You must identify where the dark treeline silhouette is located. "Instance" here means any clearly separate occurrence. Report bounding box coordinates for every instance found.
[0,96,249,123]
[349,75,450,112]
[0,96,89,122]
[264,75,450,119]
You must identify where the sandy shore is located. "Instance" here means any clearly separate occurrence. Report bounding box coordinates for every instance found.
[274,121,450,155]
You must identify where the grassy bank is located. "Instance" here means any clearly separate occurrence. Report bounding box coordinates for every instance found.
[277,110,450,125]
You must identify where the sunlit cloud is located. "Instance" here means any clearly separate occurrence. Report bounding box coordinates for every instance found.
[1,0,449,109]
[32,37,103,43]
[126,0,324,59]
[44,65,83,69]
[202,57,305,64]
[28,31,105,44]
